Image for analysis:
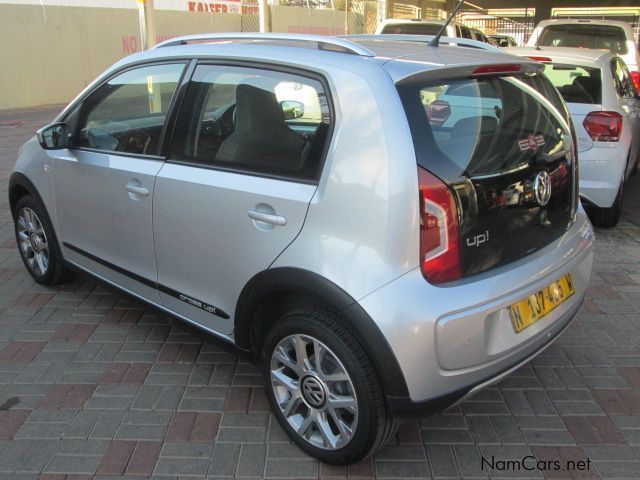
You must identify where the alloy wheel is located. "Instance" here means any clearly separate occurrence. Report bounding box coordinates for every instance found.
[16,207,50,277]
[270,334,358,450]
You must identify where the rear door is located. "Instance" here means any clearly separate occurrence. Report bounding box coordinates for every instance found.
[153,63,332,334]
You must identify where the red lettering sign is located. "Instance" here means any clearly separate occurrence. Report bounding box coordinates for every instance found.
[122,35,139,53]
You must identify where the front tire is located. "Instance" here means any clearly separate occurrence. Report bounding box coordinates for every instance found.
[262,310,397,465]
[13,195,71,285]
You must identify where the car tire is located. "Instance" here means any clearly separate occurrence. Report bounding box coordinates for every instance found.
[13,195,72,285]
[262,309,397,465]
[589,182,623,228]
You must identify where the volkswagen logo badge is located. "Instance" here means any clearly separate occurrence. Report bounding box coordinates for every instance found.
[301,376,326,408]
[534,171,552,207]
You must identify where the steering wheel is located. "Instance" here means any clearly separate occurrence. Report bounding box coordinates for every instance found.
[85,127,119,151]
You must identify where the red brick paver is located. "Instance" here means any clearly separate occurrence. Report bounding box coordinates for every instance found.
[1,104,640,479]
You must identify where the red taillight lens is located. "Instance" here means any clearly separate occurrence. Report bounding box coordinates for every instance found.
[418,167,461,284]
[630,71,640,92]
[583,111,623,142]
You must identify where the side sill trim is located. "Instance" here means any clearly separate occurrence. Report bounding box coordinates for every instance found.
[62,242,230,320]
[64,258,238,348]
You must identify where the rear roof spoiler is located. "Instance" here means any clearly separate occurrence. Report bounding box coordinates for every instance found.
[395,61,544,86]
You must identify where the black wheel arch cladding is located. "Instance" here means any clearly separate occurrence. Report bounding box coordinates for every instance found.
[234,267,410,399]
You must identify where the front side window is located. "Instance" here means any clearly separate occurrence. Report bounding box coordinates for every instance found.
[170,64,331,181]
[542,63,602,104]
[75,64,185,155]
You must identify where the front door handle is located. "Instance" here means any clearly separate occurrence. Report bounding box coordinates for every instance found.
[248,210,287,226]
[126,184,149,197]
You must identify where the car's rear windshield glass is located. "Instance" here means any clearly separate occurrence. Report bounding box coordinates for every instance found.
[542,63,602,104]
[398,75,571,178]
[537,25,628,54]
[380,23,442,35]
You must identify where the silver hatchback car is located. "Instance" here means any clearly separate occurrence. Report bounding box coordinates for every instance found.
[9,33,594,464]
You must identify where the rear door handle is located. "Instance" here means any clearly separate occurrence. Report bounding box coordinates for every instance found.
[126,184,149,196]
[248,210,287,226]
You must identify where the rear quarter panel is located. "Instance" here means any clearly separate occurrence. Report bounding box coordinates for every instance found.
[272,61,420,301]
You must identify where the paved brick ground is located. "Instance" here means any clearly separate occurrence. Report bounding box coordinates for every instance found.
[1,105,640,479]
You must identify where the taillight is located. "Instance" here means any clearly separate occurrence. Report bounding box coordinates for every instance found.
[630,71,640,92]
[525,56,552,62]
[418,167,461,284]
[472,64,521,76]
[583,111,623,142]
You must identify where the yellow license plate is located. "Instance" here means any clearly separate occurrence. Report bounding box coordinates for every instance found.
[509,274,575,333]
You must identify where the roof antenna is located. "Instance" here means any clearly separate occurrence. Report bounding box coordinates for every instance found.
[429,0,466,47]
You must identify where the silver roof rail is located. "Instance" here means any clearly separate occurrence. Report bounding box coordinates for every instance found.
[341,34,503,53]
[153,33,375,57]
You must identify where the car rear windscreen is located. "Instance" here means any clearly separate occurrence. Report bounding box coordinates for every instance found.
[401,76,571,177]
[380,23,442,35]
[537,25,628,54]
[542,63,602,104]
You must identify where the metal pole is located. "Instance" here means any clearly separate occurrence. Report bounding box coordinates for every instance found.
[259,0,270,33]
[137,0,156,51]
[344,0,348,35]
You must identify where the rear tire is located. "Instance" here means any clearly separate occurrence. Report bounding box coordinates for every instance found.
[262,310,397,465]
[13,195,72,285]
[589,182,623,228]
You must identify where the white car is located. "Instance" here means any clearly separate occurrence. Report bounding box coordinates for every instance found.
[507,46,640,226]
[527,19,640,76]
[376,19,493,45]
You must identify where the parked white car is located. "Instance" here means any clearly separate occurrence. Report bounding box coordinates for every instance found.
[507,46,640,226]
[376,19,493,45]
[527,19,640,76]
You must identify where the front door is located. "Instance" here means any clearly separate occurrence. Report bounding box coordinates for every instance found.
[52,63,185,301]
[153,63,332,335]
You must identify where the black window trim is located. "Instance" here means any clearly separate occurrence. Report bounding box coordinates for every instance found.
[162,58,336,186]
[61,59,192,161]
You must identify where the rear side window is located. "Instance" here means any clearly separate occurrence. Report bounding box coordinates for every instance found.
[398,74,571,177]
[169,65,331,181]
[537,25,628,54]
[542,63,602,104]
[460,26,472,39]
[75,64,184,155]
[380,23,442,35]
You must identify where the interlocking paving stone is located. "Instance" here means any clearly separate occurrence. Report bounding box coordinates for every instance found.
[1,105,640,478]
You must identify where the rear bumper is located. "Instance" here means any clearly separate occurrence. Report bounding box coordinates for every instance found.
[579,143,628,208]
[387,297,582,415]
[358,209,594,410]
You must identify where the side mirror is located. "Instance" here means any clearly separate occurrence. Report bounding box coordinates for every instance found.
[36,123,69,150]
[280,100,305,120]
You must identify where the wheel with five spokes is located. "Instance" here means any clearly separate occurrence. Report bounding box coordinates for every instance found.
[263,310,397,465]
[13,195,71,285]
